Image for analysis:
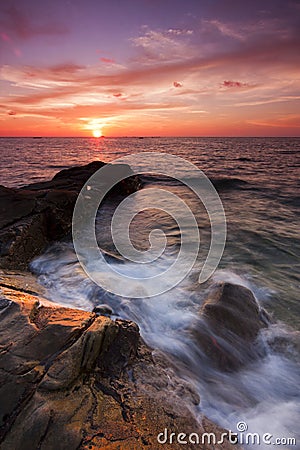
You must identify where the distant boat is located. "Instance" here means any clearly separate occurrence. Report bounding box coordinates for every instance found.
[33,137,42,139]
[138,137,144,139]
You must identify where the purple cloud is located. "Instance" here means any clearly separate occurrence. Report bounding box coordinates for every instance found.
[0,5,68,40]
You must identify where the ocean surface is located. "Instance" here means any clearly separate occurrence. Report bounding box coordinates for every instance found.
[1,137,299,448]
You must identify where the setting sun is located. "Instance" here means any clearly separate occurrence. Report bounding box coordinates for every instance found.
[92,129,102,138]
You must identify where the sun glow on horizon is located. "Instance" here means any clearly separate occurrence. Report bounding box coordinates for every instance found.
[92,129,102,138]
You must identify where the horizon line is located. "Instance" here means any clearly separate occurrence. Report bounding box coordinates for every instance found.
[0,135,299,139]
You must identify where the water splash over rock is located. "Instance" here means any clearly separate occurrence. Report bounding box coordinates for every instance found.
[192,282,270,372]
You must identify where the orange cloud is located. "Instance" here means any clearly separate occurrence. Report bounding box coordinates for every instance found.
[1,19,300,137]
[100,57,115,64]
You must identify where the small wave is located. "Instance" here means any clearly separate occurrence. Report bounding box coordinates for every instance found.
[211,177,248,190]
[279,150,299,155]
[47,164,70,170]
[237,156,252,162]
[143,174,251,192]
[279,195,300,208]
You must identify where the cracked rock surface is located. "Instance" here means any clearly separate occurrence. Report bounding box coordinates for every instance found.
[0,284,238,450]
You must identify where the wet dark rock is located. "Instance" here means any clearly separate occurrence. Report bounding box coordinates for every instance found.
[0,212,49,271]
[0,161,141,270]
[193,282,269,371]
[0,298,10,310]
[0,285,237,450]
[0,186,36,229]
[93,304,114,316]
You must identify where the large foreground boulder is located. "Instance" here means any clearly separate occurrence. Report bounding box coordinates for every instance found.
[0,284,238,450]
[193,282,270,371]
[0,161,141,270]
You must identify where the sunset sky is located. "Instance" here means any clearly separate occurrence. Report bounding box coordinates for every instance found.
[0,0,299,137]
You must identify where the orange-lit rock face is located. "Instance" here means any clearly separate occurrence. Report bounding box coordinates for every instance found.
[0,284,238,449]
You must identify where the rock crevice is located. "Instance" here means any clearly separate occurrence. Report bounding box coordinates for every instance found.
[0,285,238,449]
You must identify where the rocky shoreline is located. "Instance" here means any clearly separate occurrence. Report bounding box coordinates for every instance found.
[0,277,242,449]
[0,161,141,270]
[0,161,271,449]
